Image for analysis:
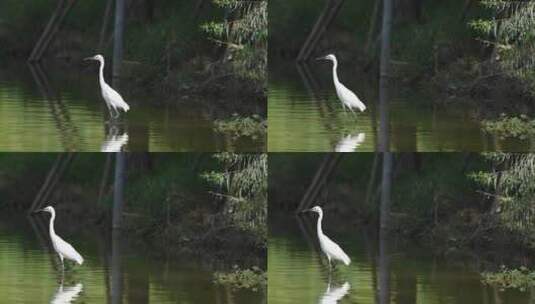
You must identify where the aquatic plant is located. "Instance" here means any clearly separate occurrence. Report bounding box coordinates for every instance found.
[213,266,266,291]
[481,114,535,139]
[482,266,535,291]
[214,114,266,140]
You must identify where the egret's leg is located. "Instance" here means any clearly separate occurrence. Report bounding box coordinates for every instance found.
[111,107,120,119]
[327,257,332,271]
[59,255,64,275]
[350,108,357,118]
[104,102,113,119]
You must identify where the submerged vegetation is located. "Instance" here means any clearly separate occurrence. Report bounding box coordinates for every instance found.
[213,266,267,291]
[482,114,535,139]
[214,114,267,140]
[482,266,535,291]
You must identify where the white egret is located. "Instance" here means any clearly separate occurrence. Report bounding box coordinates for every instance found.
[317,54,366,113]
[37,206,84,272]
[304,206,351,270]
[84,54,130,119]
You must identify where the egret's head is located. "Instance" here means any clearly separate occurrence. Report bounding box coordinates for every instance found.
[84,54,104,62]
[40,206,55,213]
[316,54,336,62]
[307,206,323,213]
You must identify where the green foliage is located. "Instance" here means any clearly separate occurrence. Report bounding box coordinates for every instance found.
[213,266,266,291]
[214,114,266,140]
[470,153,535,243]
[202,0,267,84]
[482,114,535,139]
[471,1,535,86]
[202,153,267,241]
[482,266,535,291]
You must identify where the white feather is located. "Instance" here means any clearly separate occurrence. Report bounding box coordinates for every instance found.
[52,234,84,265]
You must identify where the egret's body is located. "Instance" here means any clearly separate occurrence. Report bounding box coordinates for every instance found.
[84,55,130,119]
[38,206,84,271]
[317,54,366,113]
[305,206,350,270]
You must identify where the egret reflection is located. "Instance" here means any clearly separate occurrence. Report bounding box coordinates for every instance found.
[335,133,365,152]
[102,126,129,152]
[51,283,83,304]
[319,281,350,304]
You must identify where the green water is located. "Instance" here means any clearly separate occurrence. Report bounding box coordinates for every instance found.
[268,60,533,152]
[0,216,264,304]
[268,216,531,304]
[0,62,264,152]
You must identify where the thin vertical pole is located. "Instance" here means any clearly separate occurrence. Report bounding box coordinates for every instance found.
[112,0,126,79]
[380,0,392,78]
[113,152,126,229]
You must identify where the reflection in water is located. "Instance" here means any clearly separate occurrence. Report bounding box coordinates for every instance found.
[51,283,83,304]
[319,280,350,304]
[102,125,129,152]
[269,217,532,304]
[0,63,264,152]
[335,133,365,152]
[28,63,82,150]
[270,58,534,152]
[0,216,263,303]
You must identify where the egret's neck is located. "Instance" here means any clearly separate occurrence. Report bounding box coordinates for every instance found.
[49,211,56,238]
[331,59,340,85]
[98,59,106,87]
[316,211,324,239]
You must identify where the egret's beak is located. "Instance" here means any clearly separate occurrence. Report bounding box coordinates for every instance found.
[299,208,312,213]
[316,56,327,61]
[32,209,43,214]
[83,57,95,61]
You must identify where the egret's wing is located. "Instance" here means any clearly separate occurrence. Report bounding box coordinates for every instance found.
[103,85,130,112]
[52,235,84,265]
[336,82,366,111]
[321,234,351,265]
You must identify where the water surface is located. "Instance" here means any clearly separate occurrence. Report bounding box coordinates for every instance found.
[268,60,532,152]
[0,216,264,304]
[0,62,264,152]
[268,215,531,304]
